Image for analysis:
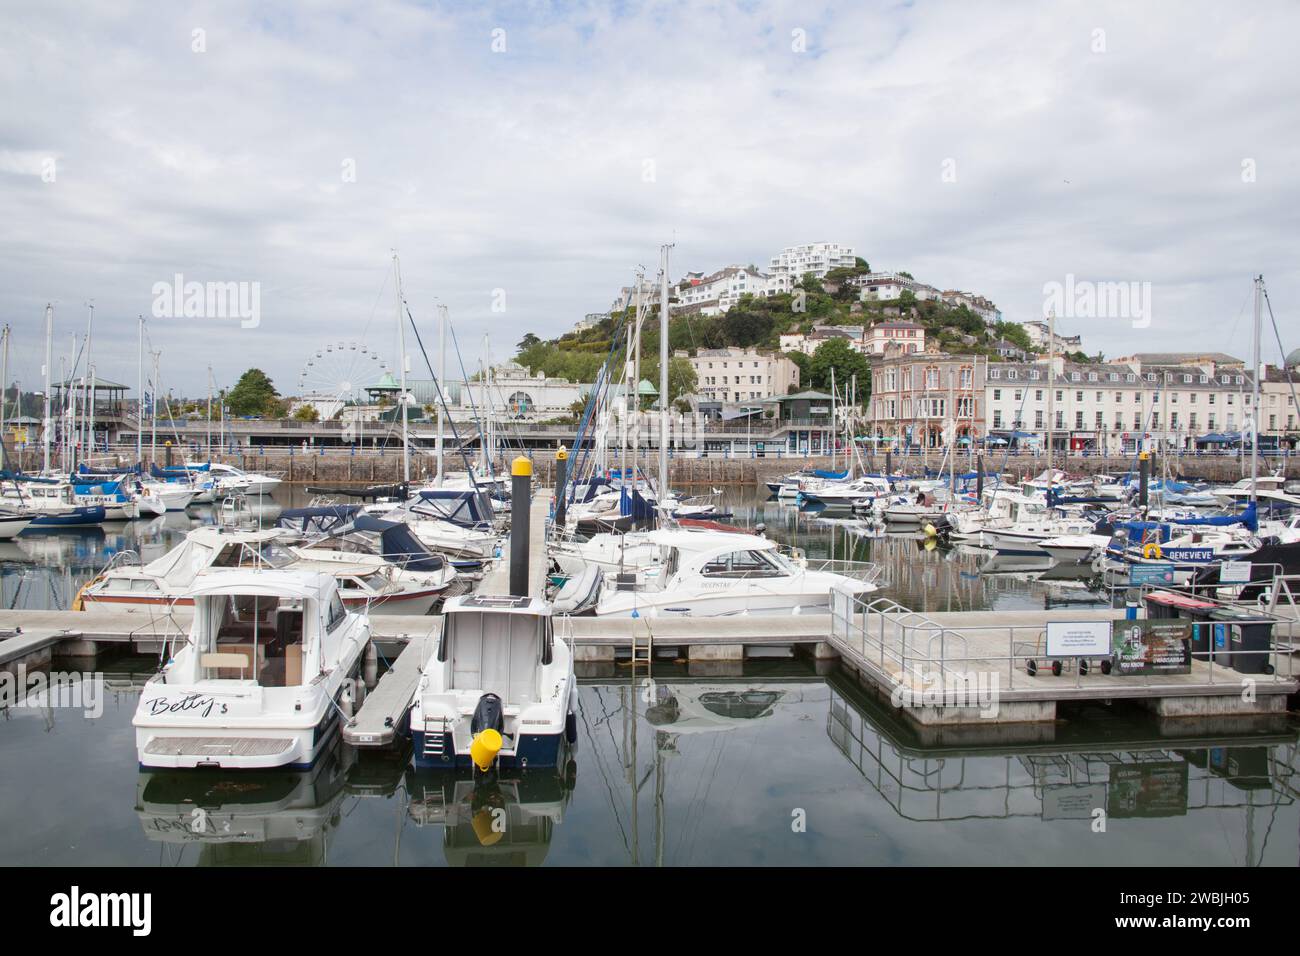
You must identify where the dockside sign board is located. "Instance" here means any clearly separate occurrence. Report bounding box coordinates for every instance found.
[1046,621,1112,658]
[1113,620,1192,675]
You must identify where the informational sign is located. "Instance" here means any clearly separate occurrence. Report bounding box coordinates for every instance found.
[1129,563,1177,586]
[1107,762,1189,818]
[1042,783,1108,821]
[1113,620,1192,676]
[1046,620,1113,658]
[1219,561,1253,584]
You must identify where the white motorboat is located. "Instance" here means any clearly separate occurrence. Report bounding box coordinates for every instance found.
[78,526,450,614]
[133,568,370,770]
[798,476,892,511]
[189,461,284,497]
[1209,474,1288,507]
[411,594,577,771]
[577,530,881,618]
[1039,533,1112,563]
[981,514,1099,556]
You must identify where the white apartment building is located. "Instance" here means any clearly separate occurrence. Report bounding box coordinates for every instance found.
[853,271,940,303]
[1020,320,1082,352]
[685,347,801,405]
[780,324,866,356]
[768,242,857,279]
[985,354,1260,453]
[675,265,786,316]
[941,290,1002,326]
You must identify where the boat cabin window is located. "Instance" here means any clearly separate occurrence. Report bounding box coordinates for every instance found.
[204,594,307,687]
[701,549,786,578]
[210,541,296,570]
[326,593,347,632]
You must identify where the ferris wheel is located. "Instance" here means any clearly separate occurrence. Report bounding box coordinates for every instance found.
[297,341,388,403]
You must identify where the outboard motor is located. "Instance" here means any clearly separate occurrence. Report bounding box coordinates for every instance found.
[471,692,504,735]
[470,693,505,773]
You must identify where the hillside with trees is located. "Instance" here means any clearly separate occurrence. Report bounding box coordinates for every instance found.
[512,269,1086,407]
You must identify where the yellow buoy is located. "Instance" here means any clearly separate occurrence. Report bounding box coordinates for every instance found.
[472,809,505,846]
[923,523,937,537]
[470,728,503,772]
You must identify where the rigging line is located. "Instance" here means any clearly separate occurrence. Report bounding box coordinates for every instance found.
[566,307,632,502]
[403,304,485,494]
[443,316,498,481]
[1261,284,1299,437]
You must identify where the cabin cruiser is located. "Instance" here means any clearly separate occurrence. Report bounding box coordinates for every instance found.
[550,522,770,578]
[411,594,577,771]
[1210,474,1288,507]
[981,512,1100,556]
[1038,533,1113,563]
[133,569,370,769]
[188,461,283,497]
[568,530,881,618]
[798,476,892,512]
[78,526,450,614]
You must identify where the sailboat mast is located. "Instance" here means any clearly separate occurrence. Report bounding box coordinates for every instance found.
[150,350,160,464]
[658,244,671,502]
[1251,274,1262,502]
[83,302,94,457]
[42,305,52,474]
[136,315,144,462]
[206,365,213,460]
[393,254,410,485]
[0,326,8,462]
[436,304,446,484]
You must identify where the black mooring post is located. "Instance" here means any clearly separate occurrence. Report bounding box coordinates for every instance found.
[976,456,984,499]
[1139,450,1150,511]
[509,455,532,597]
[554,445,568,528]
[885,450,892,481]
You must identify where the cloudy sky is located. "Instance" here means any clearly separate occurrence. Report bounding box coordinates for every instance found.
[1,0,1296,398]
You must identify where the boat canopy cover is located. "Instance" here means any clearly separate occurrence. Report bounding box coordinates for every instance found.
[71,480,124,497]
[352,514,444,572]
[413,488,493,527]
[814,469,849,480]
[573,475,610,504]
[78,462,141,475]
[150,463,206,479]
[276,504,362,535]
[0,470,60,484]
[1167,501,1257,532]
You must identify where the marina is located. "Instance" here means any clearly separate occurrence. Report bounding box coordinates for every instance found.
[5,2,1300,902]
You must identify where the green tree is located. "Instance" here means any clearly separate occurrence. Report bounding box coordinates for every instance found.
[807,338,872,402]
[641,356,699,404]
[292,403,320,422]
[226,369,280,417]
[994,320,1032,351]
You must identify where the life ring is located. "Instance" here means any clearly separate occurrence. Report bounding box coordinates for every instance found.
[1142,542,1163,560]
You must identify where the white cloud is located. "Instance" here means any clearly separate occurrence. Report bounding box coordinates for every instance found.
[0,0,1297,395]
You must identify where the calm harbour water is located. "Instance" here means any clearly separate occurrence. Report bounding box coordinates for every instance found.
[1,487,1296,866]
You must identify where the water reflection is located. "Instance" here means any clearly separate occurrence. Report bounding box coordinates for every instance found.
[13,656,1296,866]
[824,668,1297,861]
